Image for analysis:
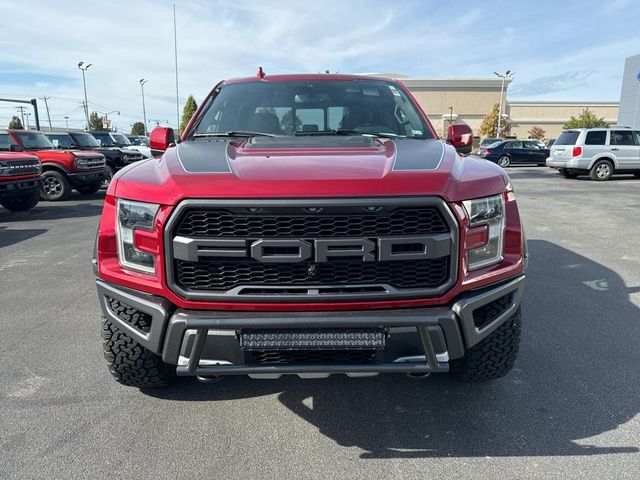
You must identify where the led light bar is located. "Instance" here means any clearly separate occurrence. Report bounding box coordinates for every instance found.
[239,329,386,351]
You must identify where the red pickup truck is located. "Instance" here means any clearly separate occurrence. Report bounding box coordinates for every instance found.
[0,151,41,211]
[2,130,106,201]
[94,73,526,388]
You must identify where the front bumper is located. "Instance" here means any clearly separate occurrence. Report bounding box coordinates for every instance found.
[0,177,41,198]
[96,275,524,378]
[68,170,105,186]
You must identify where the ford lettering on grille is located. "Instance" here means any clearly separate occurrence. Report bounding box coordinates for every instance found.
[165,199,458,301]
[173,235,451,263]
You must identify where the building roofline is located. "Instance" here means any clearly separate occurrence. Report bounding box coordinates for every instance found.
[509,100,619,106]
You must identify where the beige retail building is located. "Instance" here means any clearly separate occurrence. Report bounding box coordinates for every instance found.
[377,74,619,140]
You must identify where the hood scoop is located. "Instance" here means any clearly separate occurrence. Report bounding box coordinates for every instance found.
[227,136,396,181]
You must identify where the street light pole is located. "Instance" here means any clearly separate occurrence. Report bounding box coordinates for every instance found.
[139,79,148,136]
[494,70,514,137]
[64,116,69,129]
[78,61,92,130]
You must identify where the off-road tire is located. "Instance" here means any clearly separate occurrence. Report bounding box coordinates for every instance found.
[450,307,521,381]
[589,159,613,181]
[0,189,40,211]
[101,165,114,189]
[101,315,176,388]
[40,170,71,201]
[75,181,102,195]
[559,168,578,179]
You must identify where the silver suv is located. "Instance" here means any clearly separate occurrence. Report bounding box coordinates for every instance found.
[546,128,640,180]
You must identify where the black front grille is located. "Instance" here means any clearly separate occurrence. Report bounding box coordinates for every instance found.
[168,201,456,300]
[175,207,449,238]
[176,257,449,291]
[0,159,41,176]
[252,350,377,365]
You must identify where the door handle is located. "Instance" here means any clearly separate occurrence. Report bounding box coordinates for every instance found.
[611,148,619,151]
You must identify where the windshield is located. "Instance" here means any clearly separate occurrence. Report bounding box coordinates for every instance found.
[70,132,101,148]
[192,80,433,139]
[92,132,114,146]
[45,133,73,149]
[128,136,142,145]
[14,131,55,150]
[111,132,131,145]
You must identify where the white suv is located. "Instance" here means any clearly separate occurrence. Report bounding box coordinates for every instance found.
[546,128,640,180]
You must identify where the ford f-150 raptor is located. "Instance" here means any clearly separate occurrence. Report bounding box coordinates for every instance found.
[95,73,526,388]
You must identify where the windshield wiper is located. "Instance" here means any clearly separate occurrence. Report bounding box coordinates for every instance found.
[193,131,276,138]
[294,129,404,139]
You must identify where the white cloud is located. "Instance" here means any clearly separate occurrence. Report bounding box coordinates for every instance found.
[0,0,638,130]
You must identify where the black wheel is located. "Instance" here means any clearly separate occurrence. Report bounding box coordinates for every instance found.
[450,307,521,381]
[497,155,511,167]
[101,316,176,388]
[101,165,114,189]
[40,170,71,201]
[589,159,613,181]
[75,181,102,195]
[559,168,578,179]
[0,189,40,211]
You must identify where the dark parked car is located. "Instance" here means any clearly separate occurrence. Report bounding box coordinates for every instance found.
[45,131,145,188]
[477,139,549,167]
[475,137,500,154]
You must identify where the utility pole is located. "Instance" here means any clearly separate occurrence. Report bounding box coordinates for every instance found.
[16,106,26,127]
[25,112,31,130]
[41,96,53,130]
[78,61,92,130]
[493,70,514,137]
[139,79,148,135]
[64,116,69,129]
[173,4,180,132]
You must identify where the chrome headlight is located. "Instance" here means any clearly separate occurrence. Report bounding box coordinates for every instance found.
[116,199,159,273]
[462,194,505,270]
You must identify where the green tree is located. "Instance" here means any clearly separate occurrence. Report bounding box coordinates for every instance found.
[528,126,545,140]
[8,115,24,129]
[88,111,110,131]
[180,95,198,132]
[563,108,609,129]
[280,110,301,133]
[131,122,146,135]
[479,102,511,138]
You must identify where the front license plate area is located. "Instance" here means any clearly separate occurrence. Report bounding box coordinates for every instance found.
[239,328,387,350]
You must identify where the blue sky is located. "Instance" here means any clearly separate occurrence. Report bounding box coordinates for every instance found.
[1,0,639,130]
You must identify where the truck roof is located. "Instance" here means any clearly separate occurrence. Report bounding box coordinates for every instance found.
[224,73,397,85]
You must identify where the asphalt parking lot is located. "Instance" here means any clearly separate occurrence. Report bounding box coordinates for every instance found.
[1,167,639,479]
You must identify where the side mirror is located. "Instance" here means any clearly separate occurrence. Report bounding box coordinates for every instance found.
[149,127,176,155]
[9,144,24,152]
[446,124,473,155]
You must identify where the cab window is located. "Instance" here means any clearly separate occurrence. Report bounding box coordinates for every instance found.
[585,131,607,145]
[610,130,636,146]
[0,133,14,150]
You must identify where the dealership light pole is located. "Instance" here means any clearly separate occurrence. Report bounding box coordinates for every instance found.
[139,79,148,135]
[494,70,514,137]
[78,61,92,130]
[64,116,69,129]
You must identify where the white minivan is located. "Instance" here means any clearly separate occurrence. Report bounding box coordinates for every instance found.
[546,128,640,180]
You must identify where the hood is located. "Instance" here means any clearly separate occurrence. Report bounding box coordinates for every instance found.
[71,150,104,158]
[114,137,509,205]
